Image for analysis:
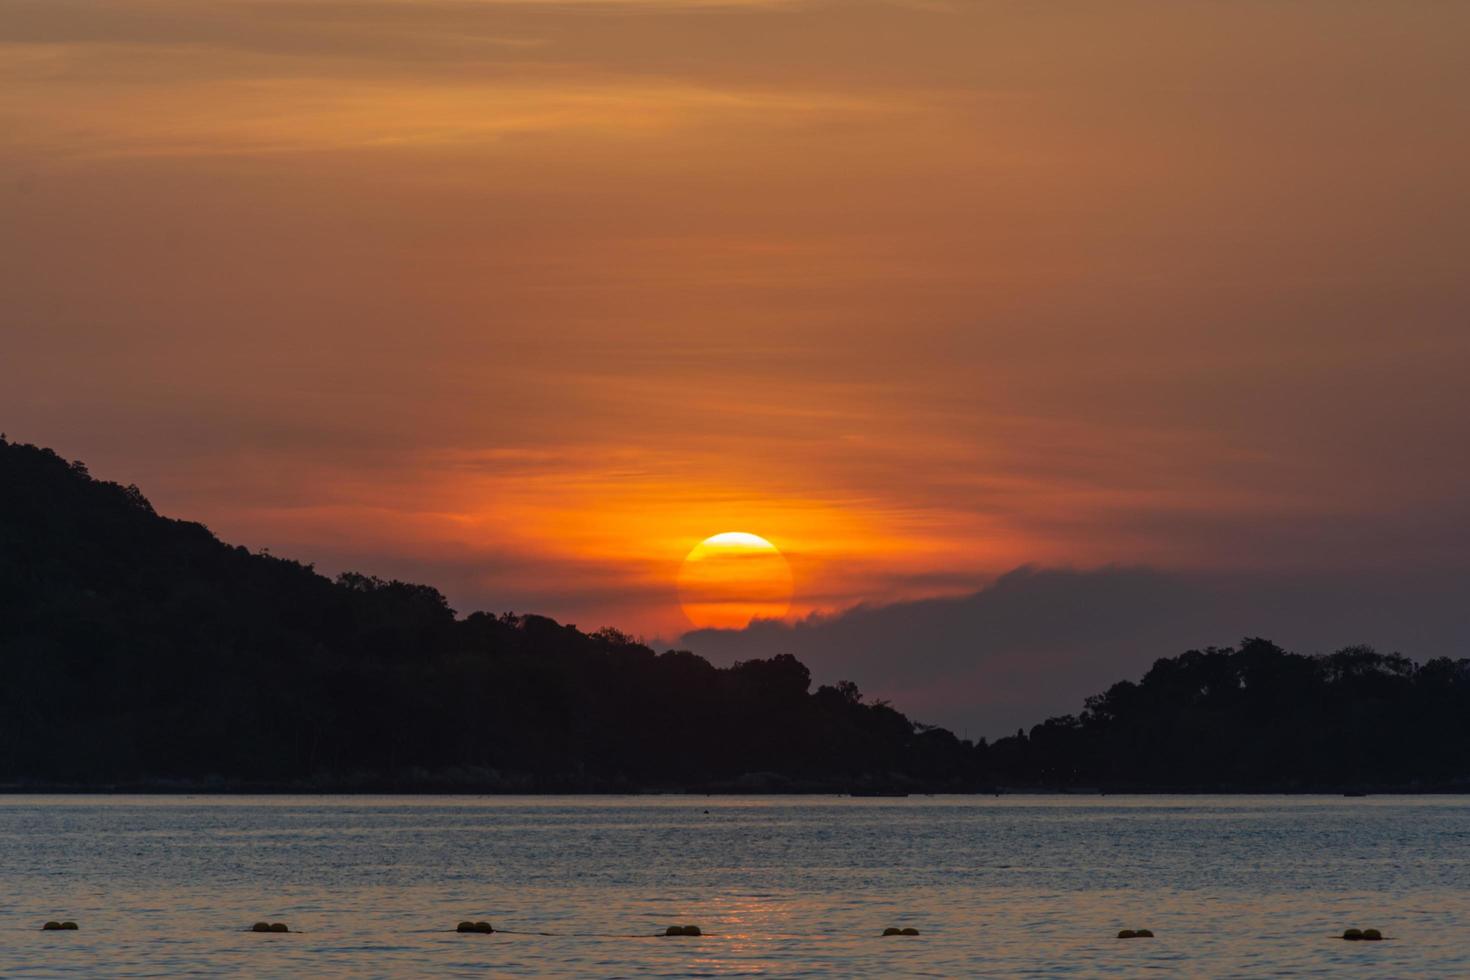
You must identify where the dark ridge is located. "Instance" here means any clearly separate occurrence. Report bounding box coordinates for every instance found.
[2,435,1467,793]
[990,637,1470,792]
[0,437,973,792]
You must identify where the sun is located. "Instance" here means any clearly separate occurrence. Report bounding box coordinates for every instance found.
[677,532,794,630]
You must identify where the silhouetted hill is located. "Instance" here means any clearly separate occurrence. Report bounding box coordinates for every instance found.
[0,437,973,791]
[991,637,1470,792]
[2,436,1467,793]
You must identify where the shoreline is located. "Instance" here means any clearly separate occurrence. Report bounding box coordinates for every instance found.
[3,784,1467,796]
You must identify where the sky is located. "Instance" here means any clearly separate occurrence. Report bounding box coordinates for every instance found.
[4,0,1469,730]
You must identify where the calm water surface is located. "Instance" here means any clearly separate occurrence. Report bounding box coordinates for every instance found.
[1,795,1466,977]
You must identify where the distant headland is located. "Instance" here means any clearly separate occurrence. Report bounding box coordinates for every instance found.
[2,436,1467,794]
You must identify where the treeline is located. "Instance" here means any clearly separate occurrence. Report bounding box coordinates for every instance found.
[990,638,1470,791]
[1,436,1467,792]
[0,438,970,791]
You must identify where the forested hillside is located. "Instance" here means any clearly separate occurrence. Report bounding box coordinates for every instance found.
[2,436,1466,792]
[0,438,971,790]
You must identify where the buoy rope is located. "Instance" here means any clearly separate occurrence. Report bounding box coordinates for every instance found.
[490,928,698,938]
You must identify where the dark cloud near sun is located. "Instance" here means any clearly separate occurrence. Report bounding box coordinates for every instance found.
[682,566,1470,739]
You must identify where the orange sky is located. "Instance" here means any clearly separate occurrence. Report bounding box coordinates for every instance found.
[3,0,1468,640]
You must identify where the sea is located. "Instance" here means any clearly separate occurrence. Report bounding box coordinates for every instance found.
[2,795,1466,977]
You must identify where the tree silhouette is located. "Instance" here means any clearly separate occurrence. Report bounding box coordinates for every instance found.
[2,436,1466,792]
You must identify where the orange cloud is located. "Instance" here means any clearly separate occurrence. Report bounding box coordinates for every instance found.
[3,0,1468,639]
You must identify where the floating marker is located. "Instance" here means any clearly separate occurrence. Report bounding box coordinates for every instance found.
[43,921,77,931]
[882,927,902,936]
[1343,929,1363,941]
[1362,929,1382,941]
[252,922,272,933]
[663,925,702,936]
[457,921,494,934]
[1135,929,1154,938]
[900,928,920,936]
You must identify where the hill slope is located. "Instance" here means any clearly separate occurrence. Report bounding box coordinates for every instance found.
[0,438,974,790]
[3,436,1467,792]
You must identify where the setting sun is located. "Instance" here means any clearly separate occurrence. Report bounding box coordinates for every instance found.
[677,532,794,630]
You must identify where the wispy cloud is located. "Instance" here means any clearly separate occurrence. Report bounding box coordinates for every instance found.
[3,0,1468,643]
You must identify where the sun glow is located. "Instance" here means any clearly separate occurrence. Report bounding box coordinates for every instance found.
[677,532,794,630]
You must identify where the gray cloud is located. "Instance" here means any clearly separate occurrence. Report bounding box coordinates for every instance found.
[680,565,1470,739]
